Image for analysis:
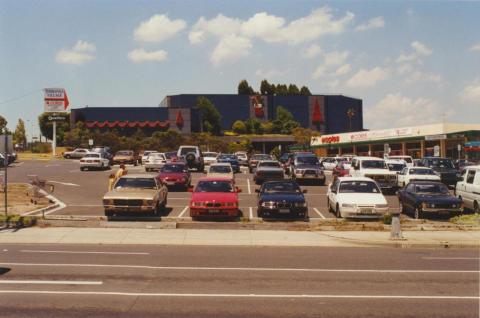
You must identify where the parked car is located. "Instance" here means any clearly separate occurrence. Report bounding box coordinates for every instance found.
[321,157,345,171]
[234,151,249,166]
[140,150,156,165]
[397,167,441,188]
[349,157,397,193]
[397,180,463,219]
[248,154,273,173]
[456,165,480,213]
[387,155,414,167]
[113,150,138,166]
[256,180,308,221]
[203,152,219,166]
[253,160,284,185]
[216,154,240,173]
[417,157,458,187]
[103,174,168,217]
[332,161,350,177]
[206,163,234,180]
[91,146,113,162]
[164,151,178,163]
[145,152,167,172]
[327,177,389,219]
[454,159,476,171]
[79,152,111,171]
[385,159,407,173]
[177,145,204,171]
[189,177,241,219]
[157,162,191,190]
[63,148,89,159]
[290,153,325,185]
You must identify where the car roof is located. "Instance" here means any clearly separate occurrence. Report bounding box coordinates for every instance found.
[353,156,384,160]
[119,174,155,179]
[164,162,186,165]
[210,162,231,166]
[258,160,279,163]
[385,159,405,164]
[408,180,445,184]
[337,177,377,182]
[197,177,234,182]
[464,165,480,169]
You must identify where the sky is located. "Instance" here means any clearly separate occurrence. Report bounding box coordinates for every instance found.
[0,0,479,138]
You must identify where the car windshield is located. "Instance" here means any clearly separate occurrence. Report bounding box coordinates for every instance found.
[116,151,132,156]
[362,160,387,169]
[161,164,186,173]
[150,153,165,159]
[114,177,157,189]
[180,148,197,156]
[252,155,271,160]
[414,183,449,194]
[218,155,236,160]
[427,159,454,169]
[195,181,234,193]
[410,168,436,175]
[210,166,232,173]
[387,163,405,171]
[84,154,100,158]
[263,182,301,193]
[339,181,380,193]
[259,162,280,168]
[296,156,319,165]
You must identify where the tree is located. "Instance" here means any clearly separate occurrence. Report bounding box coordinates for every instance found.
[38,113,70,145]
[63,121,90,148]
[288,84,300,95]
[237,80,255,95]
[197,96,222,135]
[260,121,274,134]
[291,127,320,150]
[232,120,247,134]
[272,106,299,134]
[13,119,27,146]
[245,118,263,134]
[300,86,312,95]
[260,79,275,95]
[275,84,288,96]
[0,116,7,134]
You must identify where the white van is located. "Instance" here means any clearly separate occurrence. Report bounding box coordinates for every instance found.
[388,155,414,167]
[456,165,480,213]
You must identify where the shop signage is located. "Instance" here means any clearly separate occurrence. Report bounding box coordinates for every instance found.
[425,134,447,141]
[321,136,340,144]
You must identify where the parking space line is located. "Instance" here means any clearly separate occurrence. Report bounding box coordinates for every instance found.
[247,178,251,194]
[313,208,326,219]
[20,250,150,255]
[0,280,102,285]
[178,206,189,218]
[422,257,480,260]
[249,207,253,220]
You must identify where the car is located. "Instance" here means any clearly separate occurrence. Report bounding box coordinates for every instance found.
[387,155,414,167]
[0,154,7,167]
[79,152,111,171]
[385,159,407,174]
[417,157,458,187]
[145,152,167,172]
[113,150,138,166]
[90,146,114,162]
[164,151,178,163]
[216,154,240,173]
[140,150,156,165]
[205,162,234,180]
[234,151,249,166]
[290,153,326,185]
[63,148,89,159]
[203,152,219,166]
[177,145,204,171]
[253,160,284,185]
[349,157,397,193]
[248,154,273,173]
[332,161,350,177]
[321,157,345,171]
[157,162,191,190]
[103,174,168,217]
[189,177,241,219]
[279,153,294,174]
[454,159,477,171]
[256,180,308,221]
[327,177,389,219]
[397,167,441,188]
[397,181,463,219]
[456,165,480,213]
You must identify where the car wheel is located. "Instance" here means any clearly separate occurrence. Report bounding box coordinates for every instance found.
[414,207,422,220]
[327,199,332,212]
[399,201,405,214]
[336,205,342,218]
[474,201,479,214]
[100,163,104,170]
[80,167,84,171]
[65,155,71,159]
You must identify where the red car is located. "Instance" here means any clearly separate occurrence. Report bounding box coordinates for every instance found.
[189,177,241,219]
[333,162,350,177]
[157,163,191,190]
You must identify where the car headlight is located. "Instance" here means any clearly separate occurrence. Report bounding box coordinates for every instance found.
[295,202,307,207]
[375,204,389,209]
[261,201,276,208]
[342,203,357,208]
[192,202,205,207]
[224,202,237,207]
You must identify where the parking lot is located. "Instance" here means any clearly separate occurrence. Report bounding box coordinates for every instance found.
[7,159,404,221]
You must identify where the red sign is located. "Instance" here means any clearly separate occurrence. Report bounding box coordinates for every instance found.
[44,88,69,112]
[312,97,324,124]
[321,136,340,144]
[176,110,184,128]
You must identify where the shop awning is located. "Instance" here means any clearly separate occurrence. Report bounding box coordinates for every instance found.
[85,120,170,129]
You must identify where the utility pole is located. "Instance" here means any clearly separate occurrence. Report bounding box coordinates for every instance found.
[3,134,8,217]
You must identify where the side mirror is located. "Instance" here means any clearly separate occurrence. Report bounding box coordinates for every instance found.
[255,189,260,193]
[187,186,194,192]
[302,189,308,193]
[236,187,242,193]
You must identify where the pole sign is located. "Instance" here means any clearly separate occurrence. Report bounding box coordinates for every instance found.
[88,139,94,146]
[47,115,67,121]
[44,88,69,113]
[434,145,440,157]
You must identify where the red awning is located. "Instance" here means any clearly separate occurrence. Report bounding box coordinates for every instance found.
[85,120,170,129]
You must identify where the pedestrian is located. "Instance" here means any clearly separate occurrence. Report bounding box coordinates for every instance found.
[115,164,127,180]
[108,173,116,191]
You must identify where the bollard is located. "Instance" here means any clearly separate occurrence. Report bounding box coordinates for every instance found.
[390,211,405,240]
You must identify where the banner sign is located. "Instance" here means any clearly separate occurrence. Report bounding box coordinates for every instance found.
[44,88,69,113]
[425,134,447,141]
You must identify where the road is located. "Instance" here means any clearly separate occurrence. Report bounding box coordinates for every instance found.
[7,159,403,221]
[0,244,478,317]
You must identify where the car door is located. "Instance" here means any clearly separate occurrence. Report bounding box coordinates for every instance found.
[401,183,416,212]
[463,169,477,208]
[328,179,339,209]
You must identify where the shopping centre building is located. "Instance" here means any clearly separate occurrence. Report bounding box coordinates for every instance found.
[311,122,480,160]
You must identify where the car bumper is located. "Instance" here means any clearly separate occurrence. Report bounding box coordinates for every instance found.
[190,207,238,218]
[161,179,188,187]
[340,207,389,218]
[294,173,326,181]
[145,163,165,170]
[258,207,308,219]
[80,163,103,168]
[104,205,155,213]
[421,207,463,214]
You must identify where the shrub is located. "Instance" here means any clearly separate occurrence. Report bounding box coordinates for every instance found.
[31,142,51,153]
[232,120,247,134]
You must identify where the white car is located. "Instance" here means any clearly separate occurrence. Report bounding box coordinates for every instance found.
[203,152,219,166]
[327,177,389,218]
[456,165,480,213]
[322,157,345,170]
[349,156,397,192]
[80,152,111,171]
[141,150,156,165]
[397,167,441,188]
[235,151,249,166]
[388,155,414,167]
[145,152,167,172]
[205,163,234,180]
[385,159,407,173]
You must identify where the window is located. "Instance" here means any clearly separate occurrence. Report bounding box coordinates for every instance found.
[115,177,157,189]
[263,182,301,193]
[209,165,232,173]
[338,181,380,193]
[466,170,476,184]
[410,168,436,175]
[259,161,280,168]
[195,181,234,193]
[414,183,449,194]
[405,183,415,192]
[361,160,387,169]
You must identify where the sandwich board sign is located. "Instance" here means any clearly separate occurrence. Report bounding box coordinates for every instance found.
[44,88,69,113]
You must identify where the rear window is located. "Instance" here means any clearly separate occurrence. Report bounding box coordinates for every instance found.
[179,147,197,156]
[116,151,132,156]
[84,153,100,158]
[362,160,387,169]
[115,177,157,189]
[252,155,271,160]
[161,164,186,173]
[209,165,232,173]
[339,181,380,193]
[259,161,280,168]
[410,168,435,175]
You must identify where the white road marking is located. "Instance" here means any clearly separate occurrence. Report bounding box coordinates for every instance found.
[20,250,150,255]
[0,280,102,285]
[69,169,80,173]
[13,162,24,167]
[247,178,251,194]
[48,181,80,187]
[313,208,326,219]
[249,207,253,220]
[67,204,103,207]
[422,257,480,260]
[45,164,60,168]
[178,206,189,218]
[0,263,477,274]
[0,290,476,300]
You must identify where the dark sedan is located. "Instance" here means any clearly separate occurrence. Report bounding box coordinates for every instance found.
[397,181,463,219]
[256,180,308,221]
[217,154,240,173]
[418,157,458,187]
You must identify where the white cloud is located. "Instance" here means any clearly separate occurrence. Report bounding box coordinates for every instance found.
[411,41,432,56]
[355,16,385,31]
[255,68,288,78]
[334,64,351,76]
[302,44,322,58]
[241,12,285,40]
[189,14,242,44]
[397,64,414,75]
[469,43,480,52]
[405,71,442,84]
[460,79,480,103]
[312,50,350,79]
[134,14,186,43]
[346,67,389,88]
[396,41,432,63]
[210,34,252,66]
[324,50,349,67]
[55,40,96,65]
[365,93,447,129]
[127,49,168,63]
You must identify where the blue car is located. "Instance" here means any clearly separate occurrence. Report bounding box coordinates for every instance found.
[216,154,240,173]
[397,180,463,219]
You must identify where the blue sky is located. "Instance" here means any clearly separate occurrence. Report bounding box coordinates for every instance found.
[1,0,479,137]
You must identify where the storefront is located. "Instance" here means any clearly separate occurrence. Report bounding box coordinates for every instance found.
[311,123,480,160]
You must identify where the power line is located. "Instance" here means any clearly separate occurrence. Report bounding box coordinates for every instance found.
[0,89,42,106]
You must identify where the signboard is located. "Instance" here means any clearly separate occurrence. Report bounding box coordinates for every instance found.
[425,134,447,141]
[434,145,440,157]
[88,139,94,146]
[384,143,390,155]
[47,115,67,121]
[0,135,13,154]
[44,88,69,113]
